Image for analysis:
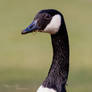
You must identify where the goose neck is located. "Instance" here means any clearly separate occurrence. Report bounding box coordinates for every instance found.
[43,27,69,92]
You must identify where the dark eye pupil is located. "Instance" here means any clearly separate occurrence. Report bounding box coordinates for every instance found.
[46,15,50,18]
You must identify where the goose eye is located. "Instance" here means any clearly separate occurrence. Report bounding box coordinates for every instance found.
[45,14,51,19]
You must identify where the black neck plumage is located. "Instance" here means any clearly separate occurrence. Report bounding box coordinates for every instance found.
[42,18,69,92]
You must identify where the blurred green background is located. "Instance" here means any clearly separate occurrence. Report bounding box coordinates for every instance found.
[0,0,92,92]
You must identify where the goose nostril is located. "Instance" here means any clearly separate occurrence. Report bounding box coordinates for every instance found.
[29,24,34,29]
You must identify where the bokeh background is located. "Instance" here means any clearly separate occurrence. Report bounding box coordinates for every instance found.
[0,0,92,92]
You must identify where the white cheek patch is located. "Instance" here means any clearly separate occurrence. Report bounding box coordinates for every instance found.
[37,85,57,92]
[44,14,61,34]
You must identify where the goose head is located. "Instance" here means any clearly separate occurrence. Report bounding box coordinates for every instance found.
[21,9,62,35]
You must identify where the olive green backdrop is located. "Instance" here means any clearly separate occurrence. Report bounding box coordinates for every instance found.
[0,0,92,92]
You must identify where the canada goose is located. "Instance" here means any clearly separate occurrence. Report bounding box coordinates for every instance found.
[21,9,69,92]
